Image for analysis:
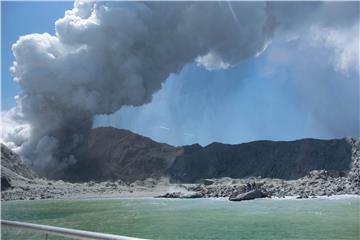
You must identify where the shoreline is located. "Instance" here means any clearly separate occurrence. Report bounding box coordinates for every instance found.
[3,193,360,203]
[2,167,359,202]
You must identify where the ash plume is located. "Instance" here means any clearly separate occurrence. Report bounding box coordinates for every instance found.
[1,1,358,177]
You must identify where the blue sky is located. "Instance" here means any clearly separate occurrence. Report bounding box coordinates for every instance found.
[2,1,359,147]
[2,1,73,110]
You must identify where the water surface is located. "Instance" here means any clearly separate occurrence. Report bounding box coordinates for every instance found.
[2,197,359,239]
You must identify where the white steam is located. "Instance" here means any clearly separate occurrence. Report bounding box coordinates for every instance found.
[1,1,358,177]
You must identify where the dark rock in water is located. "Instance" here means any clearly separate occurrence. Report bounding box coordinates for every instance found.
[1,176,12,191]
[203,179,215,186]
[229,190,267,201]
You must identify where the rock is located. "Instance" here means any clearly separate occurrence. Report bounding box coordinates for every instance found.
[156,192,183,198]
[296,193,309,199]
[21,186,30,191]
[229,189,267,201]
[116,180,125,186]
[105,182,117,188]
[203,179,215,186]
[327,170,348,178]
[1,176,12,191]
[1,144,35,180]
[181,192,204,198]
[87,181,95,187]
[170,138,354,182]
[66,127,182,182]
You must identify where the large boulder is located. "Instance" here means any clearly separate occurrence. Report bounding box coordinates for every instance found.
[229,189,267,201]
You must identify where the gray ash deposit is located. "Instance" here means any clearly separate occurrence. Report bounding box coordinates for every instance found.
[1,128,359,201]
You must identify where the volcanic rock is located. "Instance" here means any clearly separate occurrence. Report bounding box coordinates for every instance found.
[65,127,183,182]
[229,189,267,201]
[169,138,354,182]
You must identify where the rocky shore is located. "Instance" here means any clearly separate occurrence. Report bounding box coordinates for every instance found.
[1,138,359,201]
[158,138,360,201]
[2,169,359,201]
[158,170,359,201]
[1,177,173,201]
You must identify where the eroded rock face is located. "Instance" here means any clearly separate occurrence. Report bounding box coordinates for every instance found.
[1,144,35,180]
[55,128,358,184]
[169,138,355,182]
[1,176,12,191]
[3,127,358,188]
[64,127,183,182]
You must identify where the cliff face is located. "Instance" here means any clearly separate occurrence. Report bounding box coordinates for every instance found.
[65,127,183,182]
[168,138,355,182]
[2,128,357,184]
[1,144,35,191]
[67,128,355,183]
[1,144,34,180]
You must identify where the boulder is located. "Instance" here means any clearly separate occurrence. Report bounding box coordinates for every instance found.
[155,192,182,198]
[181,192,204,198]
[296,193,309,199]
[229,189,267,201]
[203,179,215,186]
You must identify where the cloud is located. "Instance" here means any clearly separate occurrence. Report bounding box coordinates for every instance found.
[1,107,30,152]
[196,52,231,71]
[159,126,170,131]
[96,2,359,146]
[3,1,359,177]
[311,24,359,73]
[4,1,271,176]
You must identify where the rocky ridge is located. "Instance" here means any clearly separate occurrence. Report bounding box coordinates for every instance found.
[1,144,35,191]
[168,138,354,182]
[1,128,359,201]
[63,128,356,184]
[159,138,360,200]
[65,127,183,182]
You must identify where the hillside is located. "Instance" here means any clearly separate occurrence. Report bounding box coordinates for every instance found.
[2,128,358,184]
[1,144,35,190]
[168,138,355,182]
[64,127,183,182]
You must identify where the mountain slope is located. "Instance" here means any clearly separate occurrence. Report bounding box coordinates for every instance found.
[1,144,35,190]
[168,138,355,182]
[65,127,183,182]
[4,127,356,184]
[1,144,34,179]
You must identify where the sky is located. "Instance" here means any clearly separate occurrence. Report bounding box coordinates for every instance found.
[1,1,359,152]
[2,1,73,110]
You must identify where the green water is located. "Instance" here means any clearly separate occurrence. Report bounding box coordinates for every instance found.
[1,197,359,240]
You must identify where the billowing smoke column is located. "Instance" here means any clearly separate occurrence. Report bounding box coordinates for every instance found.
[2,1,359,177]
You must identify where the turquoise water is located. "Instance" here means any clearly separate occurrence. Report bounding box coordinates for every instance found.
[1,197,359,240]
